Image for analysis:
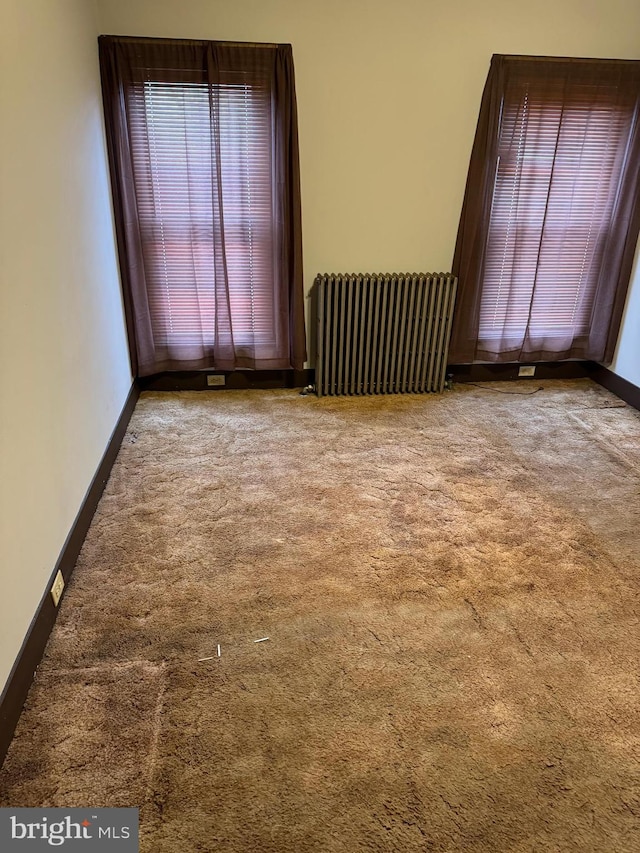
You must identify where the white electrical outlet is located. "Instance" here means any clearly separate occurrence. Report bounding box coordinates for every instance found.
[518,365,536,377]
[206,375,225,387]
[50,570,65,607]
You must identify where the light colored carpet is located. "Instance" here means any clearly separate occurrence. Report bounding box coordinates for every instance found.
[1,379,640,852]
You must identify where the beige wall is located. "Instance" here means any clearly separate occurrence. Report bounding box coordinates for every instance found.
[97,0,640,368]
[0,0,132,691]
[611,248,640,387]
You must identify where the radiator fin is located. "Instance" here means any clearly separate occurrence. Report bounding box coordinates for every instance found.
[315,272,457,397]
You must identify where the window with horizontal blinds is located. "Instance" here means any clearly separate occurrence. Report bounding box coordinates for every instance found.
[479,76,638,348]
[128,77,276,350]
[98,37,306,377]
[450,55,640,365]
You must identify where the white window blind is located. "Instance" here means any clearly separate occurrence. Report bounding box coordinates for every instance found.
[479,79,638,345]
[127,78,276,348]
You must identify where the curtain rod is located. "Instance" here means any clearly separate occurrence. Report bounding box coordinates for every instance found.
[499,53,640,65]
[99,35,282,49]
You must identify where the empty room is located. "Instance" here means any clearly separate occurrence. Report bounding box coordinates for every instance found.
[1,0,640,850]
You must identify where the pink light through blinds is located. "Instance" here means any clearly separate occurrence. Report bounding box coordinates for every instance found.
[128,79,275,348]
[480,79,637,347]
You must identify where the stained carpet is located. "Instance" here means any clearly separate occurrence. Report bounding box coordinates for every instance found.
[1,380,640,852]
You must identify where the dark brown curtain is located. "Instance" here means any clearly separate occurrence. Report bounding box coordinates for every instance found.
[99,36,306,377]
[450,55,640,364]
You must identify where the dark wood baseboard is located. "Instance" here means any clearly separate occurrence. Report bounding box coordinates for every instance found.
[448,361,594,383]
[587,364,640,411]
[0,382,140,769]
[139,368,314,392]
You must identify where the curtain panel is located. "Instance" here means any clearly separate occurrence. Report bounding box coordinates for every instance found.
[450,55,640,365]
[98,36,306,377]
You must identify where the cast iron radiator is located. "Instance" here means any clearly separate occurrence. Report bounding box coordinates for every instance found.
[315,272,457,397]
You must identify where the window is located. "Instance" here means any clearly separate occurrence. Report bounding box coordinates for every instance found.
[450,56,640,364]
[130,78,275,351]
[99,37,306,377]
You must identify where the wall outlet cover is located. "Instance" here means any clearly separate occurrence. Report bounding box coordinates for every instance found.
[518,366,536,377]
[206,375,226,387]
[50,569,65,607]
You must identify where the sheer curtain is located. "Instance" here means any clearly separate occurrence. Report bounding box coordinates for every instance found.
[450,55,640,364]
[99,36,306,377]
